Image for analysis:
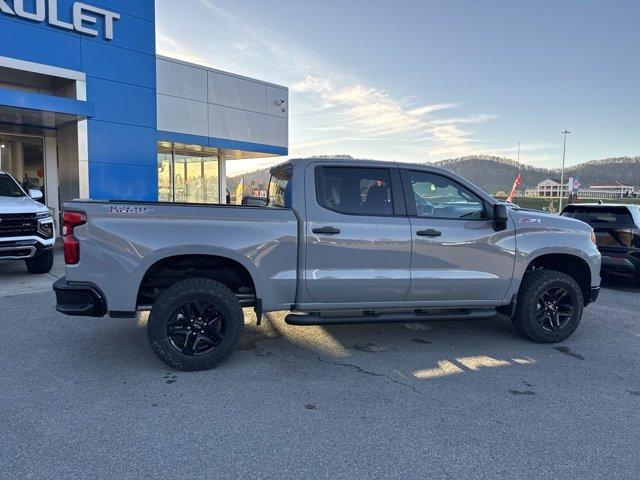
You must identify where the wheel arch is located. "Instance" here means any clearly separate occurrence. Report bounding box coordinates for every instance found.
[523,252,592,303]
[137,248,260,309]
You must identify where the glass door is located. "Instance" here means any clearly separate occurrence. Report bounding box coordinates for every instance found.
[0,134,45,203]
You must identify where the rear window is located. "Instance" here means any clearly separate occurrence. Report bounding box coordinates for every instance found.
[268,166,292,208]
[562,205,634,225]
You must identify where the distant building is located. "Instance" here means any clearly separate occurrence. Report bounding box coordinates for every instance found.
[580,182,635,198]
[530,179,571,197]
[527,179,636,198]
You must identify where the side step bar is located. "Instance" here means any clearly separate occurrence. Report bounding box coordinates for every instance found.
[285,308,496,326]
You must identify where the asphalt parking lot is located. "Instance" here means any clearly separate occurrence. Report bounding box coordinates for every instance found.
[1,254,639,479]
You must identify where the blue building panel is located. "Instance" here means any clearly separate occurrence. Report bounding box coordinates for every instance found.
[88,120,158,168]
[89,162,158,201]
[79,15,156,55]
[80,41,156,89]
[56,0,156,23]
[0,17,82,71]
[87,78,156,128]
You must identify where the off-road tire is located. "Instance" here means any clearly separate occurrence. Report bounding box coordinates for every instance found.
[512,269,584,343]
[25,249,54,274]
[148,278,244,371]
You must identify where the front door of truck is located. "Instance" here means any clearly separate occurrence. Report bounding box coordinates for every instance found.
[401,169,515,303]
[304,163,412,305]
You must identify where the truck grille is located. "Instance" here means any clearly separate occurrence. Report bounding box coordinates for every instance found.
[0,213,38,238]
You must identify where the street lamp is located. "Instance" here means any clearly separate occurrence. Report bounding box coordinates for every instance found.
[558,130,570,212]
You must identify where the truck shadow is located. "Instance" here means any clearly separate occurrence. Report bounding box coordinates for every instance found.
[68,308,584,386]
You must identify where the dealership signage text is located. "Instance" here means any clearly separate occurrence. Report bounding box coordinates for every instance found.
[0,0,119,40]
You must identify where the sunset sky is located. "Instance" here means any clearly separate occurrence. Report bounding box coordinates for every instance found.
[156,0,640,175]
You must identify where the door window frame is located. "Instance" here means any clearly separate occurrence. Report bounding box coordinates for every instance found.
[400,169,491,220]
[314,165,406,217]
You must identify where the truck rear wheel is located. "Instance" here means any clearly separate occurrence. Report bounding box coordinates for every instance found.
[25,249,54,274]
[147,278,244,371]
[512,269,584,343]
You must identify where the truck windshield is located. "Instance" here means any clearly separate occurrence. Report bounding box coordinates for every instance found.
[0,174,25,198]
[268,167,292,208]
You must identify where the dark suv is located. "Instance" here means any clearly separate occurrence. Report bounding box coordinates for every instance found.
[562,203,640,286]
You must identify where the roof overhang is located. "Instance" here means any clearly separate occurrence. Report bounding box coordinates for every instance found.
[0,88,94,129]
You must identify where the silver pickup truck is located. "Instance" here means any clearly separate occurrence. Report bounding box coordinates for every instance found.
[54,158,601,371]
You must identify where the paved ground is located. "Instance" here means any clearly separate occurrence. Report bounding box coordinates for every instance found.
[0,254,639,479]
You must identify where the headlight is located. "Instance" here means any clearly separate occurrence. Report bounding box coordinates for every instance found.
[589,230,597,244]
[37,216,54,239]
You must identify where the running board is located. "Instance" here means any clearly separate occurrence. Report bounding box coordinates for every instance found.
[285,308,496,326]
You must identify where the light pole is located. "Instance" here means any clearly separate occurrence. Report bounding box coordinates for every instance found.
[558,130,570,212]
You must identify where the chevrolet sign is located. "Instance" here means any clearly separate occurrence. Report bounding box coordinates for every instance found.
[0,0,120,40]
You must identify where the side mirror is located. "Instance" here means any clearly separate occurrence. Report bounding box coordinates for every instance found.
[28,188,43,201]
[493,204,509,231]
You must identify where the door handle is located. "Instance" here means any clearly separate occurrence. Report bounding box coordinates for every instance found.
[416,228,441,237]
[312,226,341,235]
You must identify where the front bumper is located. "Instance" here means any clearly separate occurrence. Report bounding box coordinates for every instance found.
[53,277,106,317]
[0,239,53,260]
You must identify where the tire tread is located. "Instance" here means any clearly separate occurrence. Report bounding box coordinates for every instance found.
[512,269,584,343]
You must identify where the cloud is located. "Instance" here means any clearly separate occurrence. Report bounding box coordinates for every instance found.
[156,0,502,164]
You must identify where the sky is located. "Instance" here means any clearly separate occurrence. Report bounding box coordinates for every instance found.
[156,0,640,176]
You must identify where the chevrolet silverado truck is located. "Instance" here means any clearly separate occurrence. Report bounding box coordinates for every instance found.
[54,158,601,371]
[0,170,55,273]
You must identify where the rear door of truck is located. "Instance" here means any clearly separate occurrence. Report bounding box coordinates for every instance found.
[302,161,412,304]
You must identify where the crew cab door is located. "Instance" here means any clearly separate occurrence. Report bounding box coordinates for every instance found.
[401,169,515,303]
[303,163,412,304]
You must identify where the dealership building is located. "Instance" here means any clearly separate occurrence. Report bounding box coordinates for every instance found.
[0,0,289,218]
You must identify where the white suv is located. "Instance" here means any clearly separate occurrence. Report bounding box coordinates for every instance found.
[0,171,55,274]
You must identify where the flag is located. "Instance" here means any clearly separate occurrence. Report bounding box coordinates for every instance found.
[235,177,244,205]
[506,174,522,203]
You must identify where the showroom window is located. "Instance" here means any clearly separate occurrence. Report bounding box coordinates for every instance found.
[157,144,220,203]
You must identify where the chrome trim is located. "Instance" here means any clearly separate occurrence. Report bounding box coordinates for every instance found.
[0,246,36,259]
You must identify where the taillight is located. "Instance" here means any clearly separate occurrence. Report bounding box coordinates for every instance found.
[62,211,86,265]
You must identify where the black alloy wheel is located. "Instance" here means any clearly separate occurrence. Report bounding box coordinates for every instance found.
[167,300,226,356]
[535,286,574,332]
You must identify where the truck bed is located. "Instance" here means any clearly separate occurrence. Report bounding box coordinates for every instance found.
[64,200,298,314]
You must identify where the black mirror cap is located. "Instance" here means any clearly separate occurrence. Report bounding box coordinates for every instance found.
[493,204,509,231]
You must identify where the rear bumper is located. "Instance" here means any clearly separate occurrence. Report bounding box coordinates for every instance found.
[53,277,106,317]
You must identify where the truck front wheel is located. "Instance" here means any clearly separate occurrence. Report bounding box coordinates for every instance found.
[512,269,584,343]
[147,278,244,371]
[25,249,54,274]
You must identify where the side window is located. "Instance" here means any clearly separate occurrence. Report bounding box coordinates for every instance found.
[406,170,485,220]
[317,167,394,216]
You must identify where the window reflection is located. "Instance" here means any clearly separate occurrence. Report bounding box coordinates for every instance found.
[158,147,219,203]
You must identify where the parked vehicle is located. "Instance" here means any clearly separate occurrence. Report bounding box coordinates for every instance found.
[54,158,601,370]
[0,171,55,274]
[562,203,640,286]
